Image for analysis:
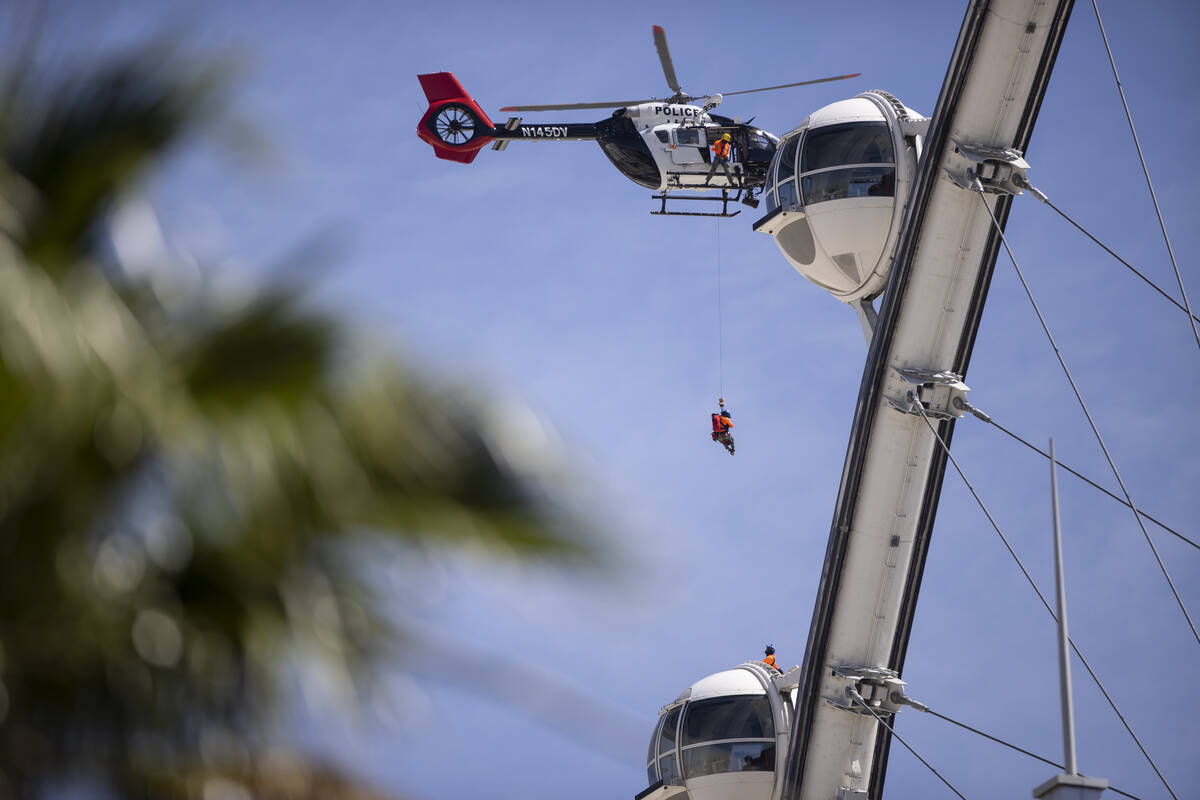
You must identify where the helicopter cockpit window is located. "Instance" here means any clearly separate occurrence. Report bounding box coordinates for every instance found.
[675,128,703,147]
[800,122,893,172]
[655,129,670,143]
[747,131,772,152]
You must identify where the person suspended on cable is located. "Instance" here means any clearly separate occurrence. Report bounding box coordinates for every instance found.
[711,397,734,455]
[762,644,781,672]
[704,133,734,186]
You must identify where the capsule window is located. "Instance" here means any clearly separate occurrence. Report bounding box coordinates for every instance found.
[658,706,681,755]
[765,161,780,213]
[675,128,702,147]
[801,121,893,172]
[683,741,776,778]
[655,130,669,143]
[801,166,895,203]
[778,180,799,209]
[777,136,800,183]
[647,715,662,769]
[658,752,680,784]
[652,705,681,785]
[682,695,774,744]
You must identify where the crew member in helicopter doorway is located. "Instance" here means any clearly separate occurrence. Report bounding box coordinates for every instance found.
[704,132,734,186]
[711,398,734,455]
[762,645,780,672]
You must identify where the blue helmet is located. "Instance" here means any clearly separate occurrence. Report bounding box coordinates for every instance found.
[764,645,775,656]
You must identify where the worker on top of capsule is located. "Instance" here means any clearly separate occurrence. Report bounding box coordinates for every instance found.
[762,644,780,672]
[711,398,734,455]
[705,132,734,186]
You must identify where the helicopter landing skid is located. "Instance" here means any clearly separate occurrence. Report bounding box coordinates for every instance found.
[650,190,742,218]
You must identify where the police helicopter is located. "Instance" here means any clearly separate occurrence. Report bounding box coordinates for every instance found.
[416,26,859,217]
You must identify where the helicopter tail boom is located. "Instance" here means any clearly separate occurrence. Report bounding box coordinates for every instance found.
[417,72,497,164]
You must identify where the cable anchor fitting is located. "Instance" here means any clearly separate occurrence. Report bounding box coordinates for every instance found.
[888,367,971,420]
[825,665,908,717]
[947,140,1032,196]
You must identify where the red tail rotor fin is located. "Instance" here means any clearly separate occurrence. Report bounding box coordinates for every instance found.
[416,72,496,164]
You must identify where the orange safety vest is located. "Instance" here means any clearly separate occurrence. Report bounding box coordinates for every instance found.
[712,138,731,160]
[712,413,732,433]
[762,654,779,670]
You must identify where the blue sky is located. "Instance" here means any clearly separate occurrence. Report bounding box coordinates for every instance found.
[38,1,1200,798]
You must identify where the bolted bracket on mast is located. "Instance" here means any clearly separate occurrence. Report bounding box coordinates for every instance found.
[947,140,1032,196]
[888,367,971,420]
[824,665,909,717]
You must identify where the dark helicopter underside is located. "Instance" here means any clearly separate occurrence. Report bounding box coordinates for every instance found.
[595,115,660,189]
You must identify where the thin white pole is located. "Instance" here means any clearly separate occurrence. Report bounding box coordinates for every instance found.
[1050,438,1078,775]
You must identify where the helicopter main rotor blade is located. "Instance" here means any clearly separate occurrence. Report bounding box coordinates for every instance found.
[498,99,655,112]
[652,26,682,96]
[719,73,862,97]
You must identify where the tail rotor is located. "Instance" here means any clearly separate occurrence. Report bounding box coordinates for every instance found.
[432,104,479,145]
[416,72,496,164]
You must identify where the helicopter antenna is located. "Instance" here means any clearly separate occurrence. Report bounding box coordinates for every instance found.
[652,25,684,102]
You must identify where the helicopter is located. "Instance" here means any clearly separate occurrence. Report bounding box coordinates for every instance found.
[416,26,859,217]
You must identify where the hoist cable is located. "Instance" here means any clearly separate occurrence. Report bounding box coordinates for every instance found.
[1089,0,1200,353]
[973,181,1200,649]
[915,705,1141,800]
[912,400,1179,800]
[848,690,968,800]
[1027,191,1200,327]
[715,218,725,397]
[970,412,1200,553]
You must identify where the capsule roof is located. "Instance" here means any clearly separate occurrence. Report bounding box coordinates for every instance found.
[687,666,767,702]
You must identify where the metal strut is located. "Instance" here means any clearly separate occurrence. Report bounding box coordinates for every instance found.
[650,189,742,217]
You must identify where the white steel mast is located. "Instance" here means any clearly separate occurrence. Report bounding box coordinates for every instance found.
[782,2,1077,798]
